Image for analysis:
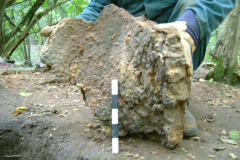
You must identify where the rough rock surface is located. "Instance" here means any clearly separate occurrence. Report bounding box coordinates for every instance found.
[193,66,212,81]
[40,4,192,148]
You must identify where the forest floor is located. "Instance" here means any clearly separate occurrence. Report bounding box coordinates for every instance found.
[0,68,240,160]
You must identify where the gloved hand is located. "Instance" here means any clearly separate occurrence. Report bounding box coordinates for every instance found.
[153,21,196,77]
[40,25,55,37]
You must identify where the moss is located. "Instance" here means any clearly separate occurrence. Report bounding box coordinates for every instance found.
[212,57,218,63]
[206,70,214,80]
[214,55,225,82]
[225,60,237,85]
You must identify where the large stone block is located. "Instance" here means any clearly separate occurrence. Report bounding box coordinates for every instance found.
[40,4,191,148]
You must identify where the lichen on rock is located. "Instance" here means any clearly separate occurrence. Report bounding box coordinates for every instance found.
[40,4,192,149]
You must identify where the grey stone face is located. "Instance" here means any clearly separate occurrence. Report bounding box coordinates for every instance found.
[40,4,191,149]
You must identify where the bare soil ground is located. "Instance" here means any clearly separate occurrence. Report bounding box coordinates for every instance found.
[0,69,240,160]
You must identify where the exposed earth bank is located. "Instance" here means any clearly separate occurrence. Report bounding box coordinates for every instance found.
[0,70,240,160]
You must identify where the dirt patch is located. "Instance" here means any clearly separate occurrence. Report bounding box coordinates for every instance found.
[0,70,240,160]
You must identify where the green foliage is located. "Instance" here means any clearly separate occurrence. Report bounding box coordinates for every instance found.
[204,26,221,63]
[3,0,90,66]
[11,41,26,63]
[229,130,240,140]
[42,2,49,8]
[20,92,31,97]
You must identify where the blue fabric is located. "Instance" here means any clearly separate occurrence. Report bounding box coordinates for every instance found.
[75,0,114,21]
[177,9,200,47]
[186,0,236,38]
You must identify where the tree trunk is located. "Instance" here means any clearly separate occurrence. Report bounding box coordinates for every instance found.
[213,16,229,60]
[0,1,7,57]
[23,36,32,67]
[214,38,230,82]
[213,1,240,84]
[23,41,27,64]
[225,0,240,84]
[213,18,231,82]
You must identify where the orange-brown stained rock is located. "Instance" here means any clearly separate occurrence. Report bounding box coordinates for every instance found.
[40,4,191,149]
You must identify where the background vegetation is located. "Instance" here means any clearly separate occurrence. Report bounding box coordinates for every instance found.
[0,0,90,66]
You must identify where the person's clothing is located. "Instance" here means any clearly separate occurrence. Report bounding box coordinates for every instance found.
[177,9,200,48]
[75,0,236,70]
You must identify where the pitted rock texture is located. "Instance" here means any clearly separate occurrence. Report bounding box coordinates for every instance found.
[40,4,191,149]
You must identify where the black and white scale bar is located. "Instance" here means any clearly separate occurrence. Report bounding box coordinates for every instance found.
[112,80,118,154]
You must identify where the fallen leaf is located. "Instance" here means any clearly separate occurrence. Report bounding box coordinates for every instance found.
[4,86,8,89]
[18,86,24,89]
[67,76,71,81]
[125,152,140,158]
[226,93,232,97]
[229,153,237,159]
[186,153,195,159]
[53,128,57,131]
[16,106,28,110]
[73,108,80,111]
[49,133,53,139]
[221,130,227,135]
[229,130,240,140]
[236,111,240,113]
[214,147,227,151]
[222,99,228,102]
[219,138,237,145]
[84,129,90,133]
[190,136,206,142]
[151,151,158,155]
[221,136,230,139]
[191,137,200,141]
[69,85,76,88]
[133,154,140,158]
[209,150,216,154]
[209,155,215,158]
[236,94,240,97]
[73,100,81,102]
[20,92,31,97]
[12,110,23,114]
[93,137,102,142]
[207,101,214,105]
[181,147,188,153]
[86,124,94,129]
[139,156,145,160]
[53,95,60,99]
[10,74,24,78]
